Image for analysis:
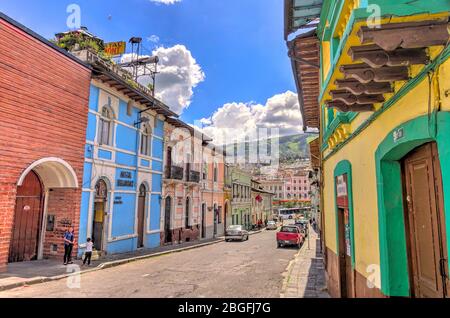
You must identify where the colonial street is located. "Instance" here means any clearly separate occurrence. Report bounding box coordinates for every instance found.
[0,230,304,298]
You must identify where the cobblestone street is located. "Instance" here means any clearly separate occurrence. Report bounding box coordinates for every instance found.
[0,230,312,298]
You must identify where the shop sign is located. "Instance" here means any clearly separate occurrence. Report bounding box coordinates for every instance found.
[104,41,126,56]
[114,196,123,205]
[336,175,347,197]
[117,171,134,188]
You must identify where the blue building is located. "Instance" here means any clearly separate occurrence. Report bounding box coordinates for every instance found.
[75,50,178,256]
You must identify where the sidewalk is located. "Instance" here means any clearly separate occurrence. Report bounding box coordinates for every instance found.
[280,230,330,298]
[0,229,264,292]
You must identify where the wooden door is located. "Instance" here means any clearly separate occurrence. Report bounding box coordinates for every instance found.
[337,207,354,297]
[137,185,146,248]
[201,204,206,238]
[164,196,172,243]
[9,171,43,263]
[403,142,449,298]
[93,180,107,251]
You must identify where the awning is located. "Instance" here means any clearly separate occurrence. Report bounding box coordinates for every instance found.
[284,0,323,39]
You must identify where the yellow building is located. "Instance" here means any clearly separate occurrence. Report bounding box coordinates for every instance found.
[285,0,450,298]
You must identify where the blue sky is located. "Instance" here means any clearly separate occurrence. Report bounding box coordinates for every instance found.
[0,0,301,137]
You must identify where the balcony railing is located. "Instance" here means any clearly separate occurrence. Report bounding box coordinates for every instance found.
[187,170,200,183]
[165,165,184,180]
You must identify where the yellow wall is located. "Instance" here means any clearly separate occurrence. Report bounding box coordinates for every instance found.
[323,57,450,288]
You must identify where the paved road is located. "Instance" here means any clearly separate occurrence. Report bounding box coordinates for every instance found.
[0,229,300,298]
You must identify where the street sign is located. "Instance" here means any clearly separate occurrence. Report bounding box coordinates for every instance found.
[104,41,126,56]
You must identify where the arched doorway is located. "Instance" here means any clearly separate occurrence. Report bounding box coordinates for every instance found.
[137,184,147,248]
[164,196,172,244]
[402,142,449,297]
[9,171,44,263]
[92,179,108,251]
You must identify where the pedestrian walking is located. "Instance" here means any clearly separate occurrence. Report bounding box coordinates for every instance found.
[83,238,93,266]
[63,227,75,265]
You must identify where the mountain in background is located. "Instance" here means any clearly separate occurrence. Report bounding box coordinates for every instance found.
[277,133,312,163]
[228,133,313,166]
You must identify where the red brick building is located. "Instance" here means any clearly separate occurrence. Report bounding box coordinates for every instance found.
[0,13,91,270]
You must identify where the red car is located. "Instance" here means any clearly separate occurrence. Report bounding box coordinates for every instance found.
[276,225,304,248]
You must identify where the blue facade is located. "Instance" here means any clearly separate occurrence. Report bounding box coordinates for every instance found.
[78,84,165,257]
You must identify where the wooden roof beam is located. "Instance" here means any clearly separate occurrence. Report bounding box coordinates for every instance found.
[334,79,393,95]
[358,20,450,51]
[325,100,375,112]
[340,63,410,83]
[348,44,429,68]
[330,90,385,105]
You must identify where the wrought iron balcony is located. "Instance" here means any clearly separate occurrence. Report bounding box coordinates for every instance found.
[187,170,200,183]
[165,165,184,180]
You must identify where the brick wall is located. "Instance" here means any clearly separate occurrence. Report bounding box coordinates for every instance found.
[0,17,91,267]
[42,189,82,259]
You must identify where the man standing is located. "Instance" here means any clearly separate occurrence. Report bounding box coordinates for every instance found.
[63,227,75,265]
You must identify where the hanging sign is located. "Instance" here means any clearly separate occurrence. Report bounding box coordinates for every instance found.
[104,41,126,56]
[336,175,348,197]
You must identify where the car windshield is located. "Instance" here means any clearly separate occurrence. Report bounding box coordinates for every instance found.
[227,225,242,231]
[281,226,298,233]
[268,221,275,224]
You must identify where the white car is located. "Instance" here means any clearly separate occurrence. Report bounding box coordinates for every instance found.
[225,225,249,242]
[266,221,278,230]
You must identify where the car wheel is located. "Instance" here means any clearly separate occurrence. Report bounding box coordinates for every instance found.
[277,243,281,248]
[246,235,249,241]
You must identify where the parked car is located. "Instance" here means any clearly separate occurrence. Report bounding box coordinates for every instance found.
[225,225,249,242]
[276,225,304,248]
[294,220,309,237]
[266,220,278,230]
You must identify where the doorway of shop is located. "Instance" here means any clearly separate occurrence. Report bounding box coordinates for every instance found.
[137,184,147,248]
[164,196,172,244]
[92,179,108,251]
[402,142,449,298]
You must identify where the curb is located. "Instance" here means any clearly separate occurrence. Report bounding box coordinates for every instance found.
[279,238,307,298]
[0,238,224,292]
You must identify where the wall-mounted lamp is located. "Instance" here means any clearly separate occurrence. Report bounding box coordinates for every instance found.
[134,117,150,127]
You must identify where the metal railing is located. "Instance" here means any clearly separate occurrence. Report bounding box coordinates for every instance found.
[165,165,184,180]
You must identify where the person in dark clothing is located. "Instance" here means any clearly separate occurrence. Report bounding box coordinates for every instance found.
[83,238,93,266]
[63,227,75,265]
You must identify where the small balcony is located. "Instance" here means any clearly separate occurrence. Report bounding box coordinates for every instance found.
[187,170,200,183]
[165,165,184,180]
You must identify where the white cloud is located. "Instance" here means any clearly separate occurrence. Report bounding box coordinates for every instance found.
[197,91,303,144]
[150,0,182,5]
[147,35,160,43]
[121,44,205,114]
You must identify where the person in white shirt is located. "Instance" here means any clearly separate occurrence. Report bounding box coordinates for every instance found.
[83,238,93,266]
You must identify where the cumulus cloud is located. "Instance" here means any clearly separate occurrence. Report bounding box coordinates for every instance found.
[150,0,182,5]
[121,44,205,114]
[197,91,303,144]
[147,35,160,43]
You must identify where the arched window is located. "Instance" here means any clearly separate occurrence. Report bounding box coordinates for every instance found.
[140,125,152,156]
[99,106,114,146]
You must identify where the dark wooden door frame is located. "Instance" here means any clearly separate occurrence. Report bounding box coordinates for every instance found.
[201,203,206,238]
[137,184,146,248]
[164,196,172,244]
[335,173,355,298]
